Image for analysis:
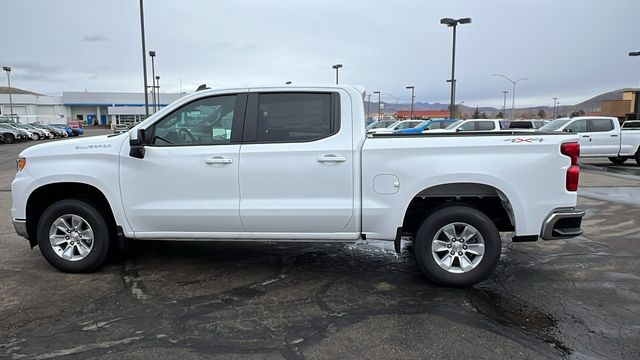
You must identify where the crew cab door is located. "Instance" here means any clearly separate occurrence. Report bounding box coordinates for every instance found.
[586,118,619,156]
[238,91,355,233]
[564,119,593,155]
[120,93,246,234]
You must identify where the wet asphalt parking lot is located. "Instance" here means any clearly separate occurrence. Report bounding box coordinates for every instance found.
[1,129,639,359]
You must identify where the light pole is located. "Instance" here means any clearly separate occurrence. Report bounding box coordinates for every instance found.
[149,50,157,112]
[139,0,149,117]
[502,91,508,119]
[441,17,471,119]
[155,75,160,110]
[630,51,640,119]
[366,94,371,121]
[552,97,558,119]
[2,66,14,122]
[406,86,415,119]
[373,91,381,120]
[493,74,528,120]
[332,64,342,84]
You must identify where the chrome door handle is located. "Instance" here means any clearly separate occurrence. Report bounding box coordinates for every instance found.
[581,135,590,138]
[205,157,233,164]
[611,134,618,137]
[317,155,346,163]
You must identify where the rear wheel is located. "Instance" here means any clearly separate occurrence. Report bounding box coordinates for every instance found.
[3,133,15,144]
[37,199,110,273]
[608,156,628,165]
[635,150,640,166]
[414,205,501,287]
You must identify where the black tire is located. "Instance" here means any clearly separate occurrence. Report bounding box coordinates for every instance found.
[37,199,110,273]
[3,133,15,144]
[608,156,627,165]
[414,205,501,287]
[635,151,640,167]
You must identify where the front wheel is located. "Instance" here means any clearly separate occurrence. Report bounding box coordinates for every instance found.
[37,199,110,273]
[635,151,640,166]
[608,156,628,165]
[414,205,501,287]
[3,133,15,144]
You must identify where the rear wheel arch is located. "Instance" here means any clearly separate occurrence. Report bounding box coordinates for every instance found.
[401,182,516,237]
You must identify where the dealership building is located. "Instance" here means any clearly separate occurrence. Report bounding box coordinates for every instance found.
[0,86,182,126]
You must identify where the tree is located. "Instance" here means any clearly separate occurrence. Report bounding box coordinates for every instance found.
[537,109,547,119]
[473,106,480,119]
[480,112,488,119]
[495,111,504,119]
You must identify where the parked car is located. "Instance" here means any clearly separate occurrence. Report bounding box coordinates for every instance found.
[113,124,129,134]
[4,123,39,140]
[622,120,640,129]
[0,124,26,143]
[11,85,584,287]
[395,118,458,134]
[13,123,47,140]
[368,120,423,134]
[365,120,397,131]
[50,124,75,137]
[507,120,549,129]
[34,124,67,138]
[429,119,510,132]
[67,121,85,135]
[540,116,640,165]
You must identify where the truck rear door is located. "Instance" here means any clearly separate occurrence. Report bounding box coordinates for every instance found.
[238,91,355,234]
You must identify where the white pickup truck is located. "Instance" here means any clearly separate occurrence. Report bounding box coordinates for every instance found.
[540,116,640,165]
[11,85,585,286]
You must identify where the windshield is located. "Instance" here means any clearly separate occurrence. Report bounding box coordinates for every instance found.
[539,119,570,131]
[444,120,464,130]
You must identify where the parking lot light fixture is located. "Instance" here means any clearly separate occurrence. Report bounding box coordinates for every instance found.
[493,74,528,120]
[406,86,415,119]
[441,17,471,119]
[139,0,149,116]
[332,64,343,84]
[629,51,640,57]
[373,91,381,120]
[2,66,14,122]
[149,51,157,112]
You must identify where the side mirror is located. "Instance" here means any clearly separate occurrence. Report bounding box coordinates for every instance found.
[564,128,573,133]
[129,128,146,159]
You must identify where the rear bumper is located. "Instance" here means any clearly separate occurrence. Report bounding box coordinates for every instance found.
[540,208,585,240]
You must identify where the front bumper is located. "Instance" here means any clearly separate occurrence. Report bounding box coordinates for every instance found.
[541,208,585,240]
[12,219,28,239]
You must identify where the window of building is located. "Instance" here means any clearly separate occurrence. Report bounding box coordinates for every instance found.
[256,93,335,142]
[76,115,83,120]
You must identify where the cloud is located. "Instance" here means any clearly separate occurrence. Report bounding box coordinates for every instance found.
[82,34,109,42]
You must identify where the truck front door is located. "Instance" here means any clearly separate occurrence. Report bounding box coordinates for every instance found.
[586,118,619,156]
[120,94,246,235]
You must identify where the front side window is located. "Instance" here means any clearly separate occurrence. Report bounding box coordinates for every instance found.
[589,119,614,132]
[458,121,476,131]
[151,95,237,146]
[565,120,587,133]
[257,93,334,142]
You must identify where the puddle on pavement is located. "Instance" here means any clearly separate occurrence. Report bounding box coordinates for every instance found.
[467,288,572,356]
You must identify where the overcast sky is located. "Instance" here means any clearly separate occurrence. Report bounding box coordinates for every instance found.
[2,0,639,108]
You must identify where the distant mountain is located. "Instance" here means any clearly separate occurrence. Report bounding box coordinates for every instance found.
[365,88,637,118]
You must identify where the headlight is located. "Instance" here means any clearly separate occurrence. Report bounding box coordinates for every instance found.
[16,158,26,173]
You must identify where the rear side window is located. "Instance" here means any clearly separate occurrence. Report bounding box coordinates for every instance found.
[509,121,533,129]
[257,93,336,142]
[475,121,496,131]
[622,121,640,129]
[589,119,614,132]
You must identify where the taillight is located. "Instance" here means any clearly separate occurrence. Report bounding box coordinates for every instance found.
[561,142,580,191]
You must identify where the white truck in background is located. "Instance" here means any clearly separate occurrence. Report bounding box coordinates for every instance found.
[540,116,640,165]
[12,85,584,286]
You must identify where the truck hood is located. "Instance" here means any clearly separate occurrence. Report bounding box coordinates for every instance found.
[19,134,128,158]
